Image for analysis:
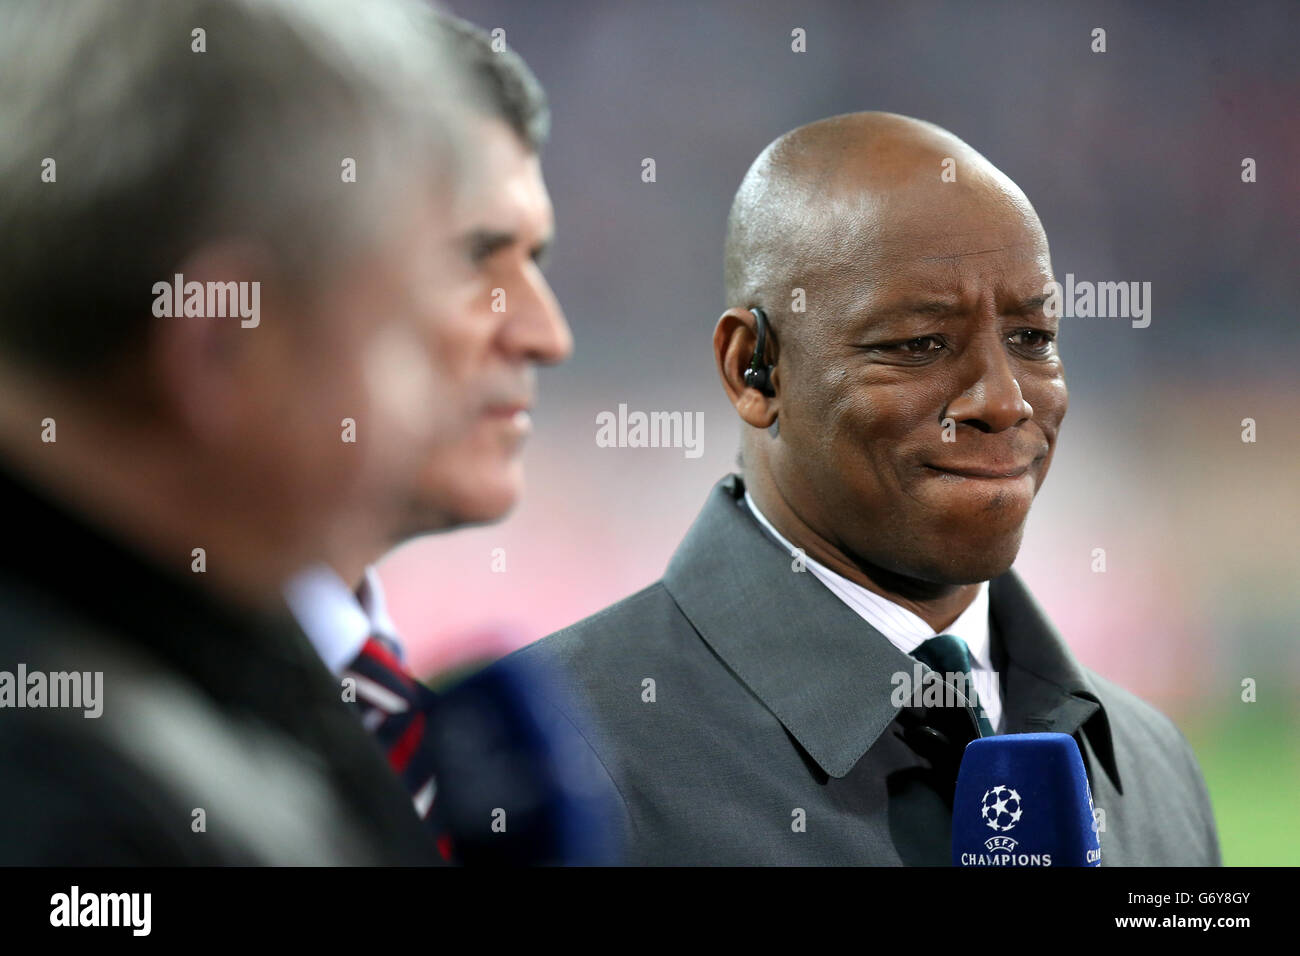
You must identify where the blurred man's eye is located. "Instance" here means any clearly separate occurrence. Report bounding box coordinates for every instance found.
[465,231,512,267]
[468,242,495,266]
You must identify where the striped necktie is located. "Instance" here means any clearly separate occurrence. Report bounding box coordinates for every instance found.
[342,635,453,860]
[911,633,996,738]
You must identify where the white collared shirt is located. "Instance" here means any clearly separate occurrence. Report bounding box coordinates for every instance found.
[355,566,403,657]
[742,490,1004,732]
[284,564,400,676]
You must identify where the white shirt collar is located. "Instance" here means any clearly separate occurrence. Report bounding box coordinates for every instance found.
[742,490,992,669]
[355,566,402,652]
[283,563,373,676]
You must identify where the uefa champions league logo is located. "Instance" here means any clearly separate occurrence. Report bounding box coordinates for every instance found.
[1085,778,1102,863]
[981,785,1023,832]
[981,785,1024,853]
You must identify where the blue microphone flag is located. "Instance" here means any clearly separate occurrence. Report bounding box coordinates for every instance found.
[953,732,1101,867]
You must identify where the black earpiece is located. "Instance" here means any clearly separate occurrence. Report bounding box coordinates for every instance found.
[743,306,775,396]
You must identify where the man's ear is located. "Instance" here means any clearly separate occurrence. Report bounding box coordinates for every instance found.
[147,241,278,446]
[713,307,778,429]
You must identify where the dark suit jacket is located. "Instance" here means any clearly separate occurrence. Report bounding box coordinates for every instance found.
[0,464,440,865]
[510,474,1221,865]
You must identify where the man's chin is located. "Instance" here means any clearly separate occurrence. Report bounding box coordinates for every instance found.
[449,493,518,528]
[927,536,1022,585]
[429,471,522,529]
[872,522,1026,589]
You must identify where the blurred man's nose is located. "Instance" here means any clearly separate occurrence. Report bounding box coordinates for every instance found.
[502,264,573,365]
[944,330,1033,433]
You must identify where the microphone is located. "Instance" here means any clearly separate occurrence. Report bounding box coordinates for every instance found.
[952,732,1101,867]
[423,652,621,865]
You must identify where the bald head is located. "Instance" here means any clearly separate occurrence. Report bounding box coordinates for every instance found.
[713,110,1066,610]
[724,111,1045,315]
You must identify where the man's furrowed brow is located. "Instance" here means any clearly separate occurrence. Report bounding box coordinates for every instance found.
[873,298,965,319]
[463,228,516,262]
[462,228,554,265]
[867,292,1053,321]
[1012,293,1050,314]
[842,298,962,335]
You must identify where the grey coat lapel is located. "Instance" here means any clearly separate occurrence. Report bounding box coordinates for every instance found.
[663,474,936,779]
[663,474,1122,791]
[991,572,1123,791]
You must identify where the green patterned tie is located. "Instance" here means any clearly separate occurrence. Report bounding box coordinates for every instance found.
[911,634,996,737]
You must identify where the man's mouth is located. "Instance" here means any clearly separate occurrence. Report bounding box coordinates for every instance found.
[481,402,533,438]
[924,458,1040,480]
[483,403,531,418]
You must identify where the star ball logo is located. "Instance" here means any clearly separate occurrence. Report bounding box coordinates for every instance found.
[978,785,1026,859]
[981,784,1023,833]
[962,784,1054,865]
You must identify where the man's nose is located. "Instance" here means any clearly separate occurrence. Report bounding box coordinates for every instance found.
[943,332,1033,433]
[500,265,573,365]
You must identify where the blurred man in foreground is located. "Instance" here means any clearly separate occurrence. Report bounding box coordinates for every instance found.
[0,0,477,864]
[508,112,1221,865]
[284,15,620,865]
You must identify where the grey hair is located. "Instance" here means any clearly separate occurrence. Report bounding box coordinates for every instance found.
[434,13,550,152]
[0,0,476,373]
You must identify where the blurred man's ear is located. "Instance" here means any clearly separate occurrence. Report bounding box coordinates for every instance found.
[147,242,279,446]
[713,307,779,429]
